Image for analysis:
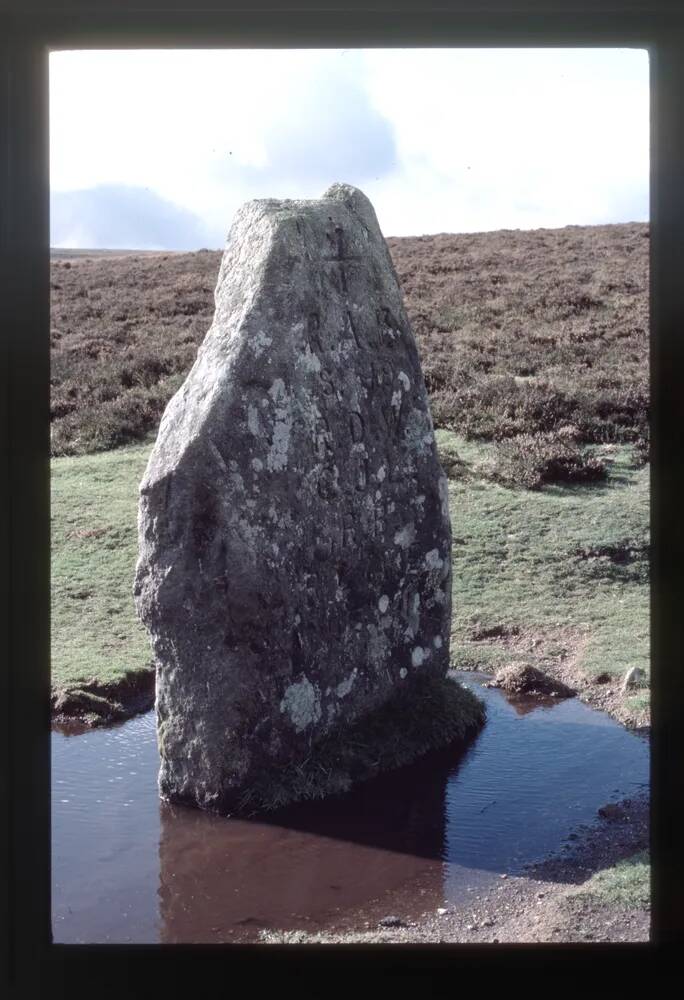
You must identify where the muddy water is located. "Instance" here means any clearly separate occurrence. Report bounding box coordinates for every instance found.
[52,672,649,943]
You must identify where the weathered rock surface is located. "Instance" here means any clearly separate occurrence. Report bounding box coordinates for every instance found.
[485,663,575,699]
[134,183,453,813]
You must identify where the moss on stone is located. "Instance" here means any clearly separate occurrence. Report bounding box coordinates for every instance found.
[236,673,486,815]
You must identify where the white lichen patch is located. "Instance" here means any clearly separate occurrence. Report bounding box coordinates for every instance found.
[398,371,411,391]
[366,623,389,666]
[237,517,259,549]
[404,591,421,640]
[247,405,262,437]
[399,667,408,679]
[378,595,390,614]
[266,379,292,471]
[251,329,273,358]
[251,457,263,472]
[403,408,432,455]
[391,389,402,411]
[228,470,245,494]
[300,343,322,373]
[425,549,444,571]
[433,635,443,648]
[335,668,357,699]
[411,647,427,667]
[280,676,321,732]
[377,465,386,482]
[394,523,416,548]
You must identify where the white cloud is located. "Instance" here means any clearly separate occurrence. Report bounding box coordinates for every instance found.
[49,47,649,248]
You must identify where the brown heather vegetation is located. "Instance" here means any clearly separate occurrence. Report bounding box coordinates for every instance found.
[50,223,649,480]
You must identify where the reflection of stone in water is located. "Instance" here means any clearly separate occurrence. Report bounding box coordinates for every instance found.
[505,694,562,717]
[158,745,456,943]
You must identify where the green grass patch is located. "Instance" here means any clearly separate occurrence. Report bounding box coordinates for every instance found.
[52,431,649,706]
[443,431,649,685]
[51,442,153,691]
[576,850,650,909]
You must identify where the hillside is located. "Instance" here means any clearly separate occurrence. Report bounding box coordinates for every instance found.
[50,221,650,734]
[49,222,649,457]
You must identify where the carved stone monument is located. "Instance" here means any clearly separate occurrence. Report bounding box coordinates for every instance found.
[134,183,455,813]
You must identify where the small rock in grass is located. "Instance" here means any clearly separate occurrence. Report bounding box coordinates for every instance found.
[488,663,575,699]
[436,907,448,916]
[378,915,405,928]
[622,666,647,692]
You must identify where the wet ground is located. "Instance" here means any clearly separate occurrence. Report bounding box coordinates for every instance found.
[51,671,649,944]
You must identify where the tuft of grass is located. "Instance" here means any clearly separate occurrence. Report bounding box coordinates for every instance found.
[625,692,650,714]
[576,851,650,909]
[487,431,607,490]
[435,428,467,478]
[236,674,486,815]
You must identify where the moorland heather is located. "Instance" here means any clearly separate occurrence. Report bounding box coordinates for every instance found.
[50,222,648,459]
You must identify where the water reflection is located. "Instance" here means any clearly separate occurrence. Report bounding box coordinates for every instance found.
[158,743,457,942]
[52,673,650,944]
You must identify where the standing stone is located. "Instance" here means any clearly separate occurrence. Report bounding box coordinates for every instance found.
[134,183,453,814]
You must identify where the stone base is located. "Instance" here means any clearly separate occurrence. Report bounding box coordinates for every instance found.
[161,675,486,817]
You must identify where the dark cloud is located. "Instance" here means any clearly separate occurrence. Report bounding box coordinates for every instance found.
[219,68,397,192]
[50,185,223,250]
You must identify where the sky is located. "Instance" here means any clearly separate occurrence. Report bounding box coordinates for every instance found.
[49,48,649,250]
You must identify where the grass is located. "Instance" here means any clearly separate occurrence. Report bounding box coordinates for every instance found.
[51,441,154,692]
[575,850,650,909]
[437,430,649,686]
[52,430,649,703]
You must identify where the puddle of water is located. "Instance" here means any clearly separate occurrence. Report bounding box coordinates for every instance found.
[51,672,649,943]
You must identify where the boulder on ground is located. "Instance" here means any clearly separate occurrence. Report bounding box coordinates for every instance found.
[621,666,647,692]
[486,662,575,699]
[134,183,476,814]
